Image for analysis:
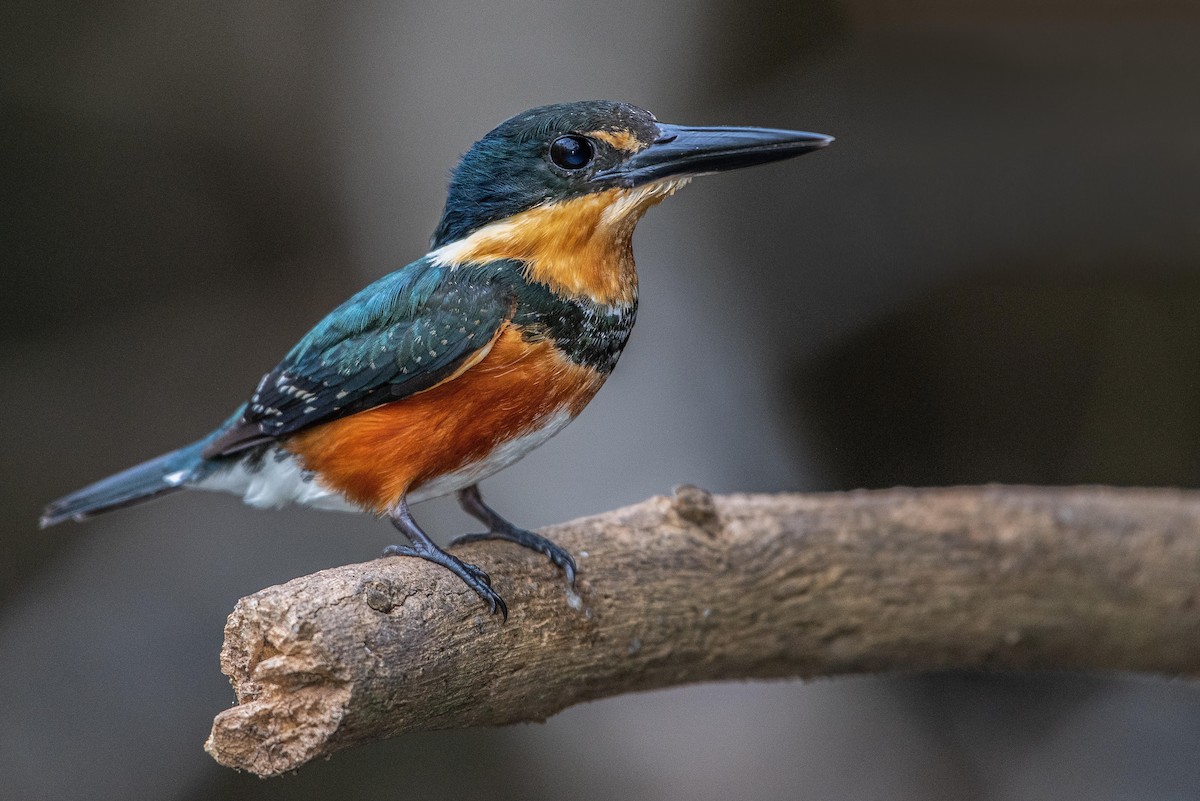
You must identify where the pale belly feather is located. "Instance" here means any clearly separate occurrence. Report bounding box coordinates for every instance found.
[192,408,575,513]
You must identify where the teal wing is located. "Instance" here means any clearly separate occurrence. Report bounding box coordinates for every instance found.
[204,258,517,457]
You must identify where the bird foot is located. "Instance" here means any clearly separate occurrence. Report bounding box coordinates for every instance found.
[382,542,507,619]
[450,525,577,587]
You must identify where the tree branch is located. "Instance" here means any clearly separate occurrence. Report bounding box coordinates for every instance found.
[205,485,1200,776]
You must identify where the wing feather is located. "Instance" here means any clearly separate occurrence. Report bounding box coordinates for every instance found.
[204,258,516,457]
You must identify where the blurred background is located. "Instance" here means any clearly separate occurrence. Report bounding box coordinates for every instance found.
[3,0,1200,798]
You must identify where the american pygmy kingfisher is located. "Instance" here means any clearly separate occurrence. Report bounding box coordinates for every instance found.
[41,101,832,618]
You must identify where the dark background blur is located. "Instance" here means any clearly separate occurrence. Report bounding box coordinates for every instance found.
[4,1,1200,799]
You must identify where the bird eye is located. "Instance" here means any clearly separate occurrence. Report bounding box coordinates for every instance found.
[548,135,595,170]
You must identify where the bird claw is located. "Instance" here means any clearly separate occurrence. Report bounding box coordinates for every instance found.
[382,543,506,619]
[451,528,577,587]
[452,561,507,619]
[459,560,492,587]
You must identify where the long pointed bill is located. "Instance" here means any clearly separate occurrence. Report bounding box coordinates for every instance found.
[594,123,833,187]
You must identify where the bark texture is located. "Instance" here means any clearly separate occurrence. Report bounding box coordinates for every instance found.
[205,485,1200,776]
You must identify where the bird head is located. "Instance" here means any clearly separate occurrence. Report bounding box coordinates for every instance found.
[431,100,832,248]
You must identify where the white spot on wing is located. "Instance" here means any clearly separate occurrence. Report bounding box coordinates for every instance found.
[163,470,189,487]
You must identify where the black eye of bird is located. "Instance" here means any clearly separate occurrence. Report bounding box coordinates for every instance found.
[548,135,595,170]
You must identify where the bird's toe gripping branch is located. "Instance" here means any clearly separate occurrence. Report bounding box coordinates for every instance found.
[381,542,506,619]
[453,485,578,585]
[449,529,577,587]
[385,500,508,619]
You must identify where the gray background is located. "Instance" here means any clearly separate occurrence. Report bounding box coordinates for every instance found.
[3,0,1200,799]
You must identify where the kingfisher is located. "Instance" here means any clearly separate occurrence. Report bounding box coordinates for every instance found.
[41,101,831,618]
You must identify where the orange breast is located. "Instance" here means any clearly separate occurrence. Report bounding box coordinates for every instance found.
[283,325,606,513]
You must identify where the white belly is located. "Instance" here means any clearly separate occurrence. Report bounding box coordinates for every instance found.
[194,447,359,512]
[193,408,575,512]
[406,408,574,503]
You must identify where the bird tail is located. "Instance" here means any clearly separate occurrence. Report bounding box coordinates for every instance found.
[40,440,210,528]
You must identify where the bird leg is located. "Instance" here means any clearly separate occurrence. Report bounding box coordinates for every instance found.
[383,498,507,619]
[451,485,577,586]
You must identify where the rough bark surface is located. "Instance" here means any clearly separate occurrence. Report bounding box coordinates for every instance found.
[205,485,1200,776]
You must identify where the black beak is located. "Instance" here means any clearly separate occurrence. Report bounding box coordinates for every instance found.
[594,123,833,187]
